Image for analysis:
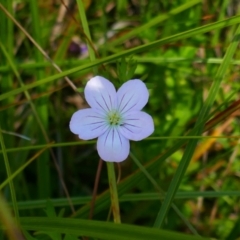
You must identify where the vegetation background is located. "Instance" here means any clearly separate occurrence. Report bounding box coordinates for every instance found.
[0,0,240,239]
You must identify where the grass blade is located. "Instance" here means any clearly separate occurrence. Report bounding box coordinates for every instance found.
[1,14,240,101]
[153,24,240,228]
[20,217,211,240]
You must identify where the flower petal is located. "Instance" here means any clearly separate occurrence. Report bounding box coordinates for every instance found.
[85,76,117,112]
[117,80,149,114]
[97,128,130,162]
[69,108,107,140]
[119,111,154,141]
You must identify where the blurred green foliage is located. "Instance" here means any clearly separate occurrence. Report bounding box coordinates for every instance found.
[1,0,240,239]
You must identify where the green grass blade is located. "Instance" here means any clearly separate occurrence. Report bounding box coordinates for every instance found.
[11,190,240,210]
[0,194,23,239]
[0,141,96,153]
[0,124,19,221]
[0,0,14,169]
[76,0,96,64]
[103,0,202,48]
[29,0,50,199]
[20,217,211,240]
[153,24,240,228]
[1,57,240,74]
[1,14,240,101]
[130,152,199,235]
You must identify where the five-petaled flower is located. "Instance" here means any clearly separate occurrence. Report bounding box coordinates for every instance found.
[69,76,154,162]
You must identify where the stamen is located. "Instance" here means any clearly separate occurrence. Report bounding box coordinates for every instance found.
[107,110,123,126]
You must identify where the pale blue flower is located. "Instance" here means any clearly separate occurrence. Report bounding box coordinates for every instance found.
[69,76,154,162]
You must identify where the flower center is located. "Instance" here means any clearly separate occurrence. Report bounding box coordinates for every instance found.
[107,110,123,126]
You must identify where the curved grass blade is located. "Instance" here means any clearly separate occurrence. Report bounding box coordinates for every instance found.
[1,14,240,101]
[103,0,202,48]
[153,24,240,228]
[20,217,211,240]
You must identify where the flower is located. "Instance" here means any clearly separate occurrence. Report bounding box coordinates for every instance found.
[69,76,154,162]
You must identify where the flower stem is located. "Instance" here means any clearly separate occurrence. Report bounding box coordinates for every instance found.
[106,162,121,223]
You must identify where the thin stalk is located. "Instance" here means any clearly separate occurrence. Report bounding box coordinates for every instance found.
[106,162,121,223]
[76,0,97,74]
[89,159,103,219]
[0,124,19,222]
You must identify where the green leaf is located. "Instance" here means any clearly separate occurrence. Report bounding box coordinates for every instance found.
[43,200,61,240]
[63,234,79,240]
[20,217,210,240]
[22,229,38,240]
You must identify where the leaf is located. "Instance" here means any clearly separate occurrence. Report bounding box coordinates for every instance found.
[20,217,211,240]
[63,234,79,240]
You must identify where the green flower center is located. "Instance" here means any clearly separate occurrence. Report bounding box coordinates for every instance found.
[107,110,123,126]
